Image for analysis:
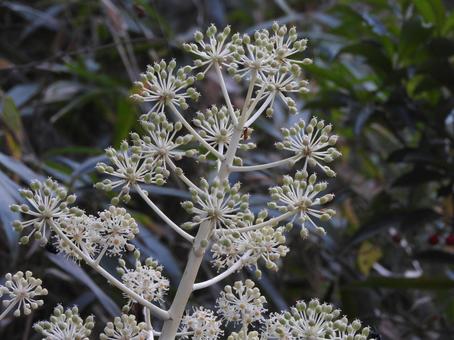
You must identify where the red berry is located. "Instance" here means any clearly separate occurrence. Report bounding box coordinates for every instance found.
[428,234,439,245]
[445,234,454,246]
[392,234,401,243]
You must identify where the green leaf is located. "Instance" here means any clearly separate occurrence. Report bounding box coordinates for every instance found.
[113,98,137,148]
[1,96,23,137]
[413,0,445,29]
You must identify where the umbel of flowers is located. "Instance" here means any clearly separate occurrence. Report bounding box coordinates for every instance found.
[4,22,376,340]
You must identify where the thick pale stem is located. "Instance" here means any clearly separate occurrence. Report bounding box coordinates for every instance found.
[192,251,251,291]
[135,185,194,243]
[49,221,170,320]
[165,157,203,195]
[168,103,224,160]
[230,155,301,172]
[215,63,238,126]
[159,221,213,338]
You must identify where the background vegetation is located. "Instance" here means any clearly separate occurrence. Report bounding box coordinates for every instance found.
[1,0,454,339]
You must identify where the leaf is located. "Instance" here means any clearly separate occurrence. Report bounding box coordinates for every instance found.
[113,98,137,148]
[412,0,445,29]
[43,81,83,103]
[0,171,22,251]
[357,241,382,276]
[6,83,40,108]
[0,153,44,183]
[48,253,120,316]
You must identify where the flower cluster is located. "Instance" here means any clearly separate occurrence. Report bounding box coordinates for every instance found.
[131,59,199,114]
[100,314,149,340]
[193,105,255,157]
[54,214,99,261]
[96,140,167,204]
[216,280,267,327]
[180,307,223,340]
[181,179,249,230]
[96,206,139,256]
[227,331,260,340]
[275,117,341,177]
[0,271,47,318]
[118,256,169,306]
[211,210,288,275]
[263,299,372,340]
[268,170,335,238]
[132,111,197,166]
[33,305,94,340]
[10,178,82,245]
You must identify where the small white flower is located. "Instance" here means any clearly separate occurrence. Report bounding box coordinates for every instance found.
[131,59,199,114]
[331,317,371,340]
[0,271,47,318]
[275,117,340,177]
[96,140,167,204]
[193,105,255,157]
[228,330,260,340]
[118,257,169,306]
[184,25,236,74]
[54,214,100,261]
[10,178,82,246]
[181,179,249,230]
[33,305,94,340]
[211,210,288,275]
[100,314,149,340]
[96,206,139,256]
[132,111,196,166]
[216,280,267,326]
[268,170,335,238]
[180,307,223,340]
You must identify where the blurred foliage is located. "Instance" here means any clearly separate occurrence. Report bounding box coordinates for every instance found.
[0,0,454,339]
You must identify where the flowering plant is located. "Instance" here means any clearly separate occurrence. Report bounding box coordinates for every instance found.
[2,23,375,339]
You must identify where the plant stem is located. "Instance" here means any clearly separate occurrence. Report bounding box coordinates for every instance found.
[230,155,301,172]
[215,63,238,126]
[49,220,170,320]
[192,251,251,291]
[221,210,295,233]
[135,184,194,243]
[0,300,17,320]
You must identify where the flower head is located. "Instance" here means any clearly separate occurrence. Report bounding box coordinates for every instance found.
[216,279,267,326]
[132,111,196,166]
[275,117,340,177]
[100,314,149,340]
[331,317,372,340]
[10,178,82,246]
[54,214,100,261]
[211,210,288,275]
[184,25,236,74]
[33,305,94,340]
[96,206,139,256]
[118,257,169,306]
[268,171,335,238]
[96,140,167,204]
[181,179,250,230]
[0,271,47,318]
[180,307,223,340]
[131,59,199,114]
[193,105,255,157]
[228,331,260,340]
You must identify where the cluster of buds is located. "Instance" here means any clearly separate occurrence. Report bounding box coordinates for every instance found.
[100,314,149,340]
[269,170,336,238]
[10,178,82,245]
[179,307,223,340]
[33,305,94,340]
[0,271,47,319]
[117,254,169,307]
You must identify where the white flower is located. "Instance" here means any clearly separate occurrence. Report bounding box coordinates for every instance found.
[181,179,249,230]
[216,280,267,326]
[118,257,169,306]
[33,305,94,340]
[268,170,336,238]
[0,271,47,318]
[10,178,82,246]
[96,140,167,204]
[131,59,199,114]
[180,307,223,340]
[228,331,260,340]
[211,210,288,275]
[132,111,196,166]
[100,314,149,340]
[54,214,100,261]
[262,299,374,340]
[184,25,236,74]
[193,105,255,157]
[96,206,139,256]
[275,117,340,177]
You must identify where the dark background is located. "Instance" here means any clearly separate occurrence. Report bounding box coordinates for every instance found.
[1,0,454,339]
